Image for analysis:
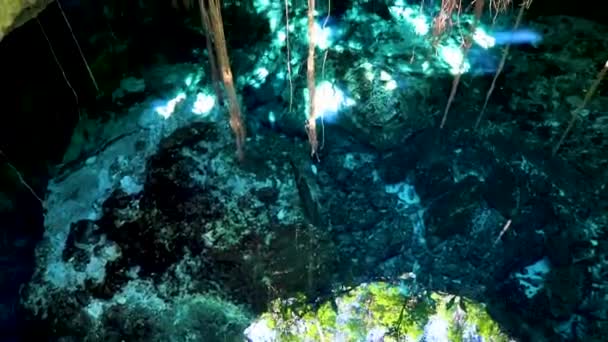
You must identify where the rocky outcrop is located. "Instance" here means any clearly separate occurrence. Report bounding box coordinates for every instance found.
[0,0,54,42]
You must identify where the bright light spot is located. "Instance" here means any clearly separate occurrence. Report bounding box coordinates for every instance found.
[364,70,375,81]
[314,22,332,50]
[268,111,276,123]
[389,1,430,36]
[277,30,286,43]
[312,81,356,122]
[439,45,470,75]
[473,27,496,49]
[492,29,542,46]
[155,92,186,119]
[269,16,279,32]
[379,70,398,91]
[192,92,215,116]
[244,319,276,342]
[253,67,269,84]
[253,0,271,13]
[423,316,449,341]
[362,62,373,71]
[385,79,398,91]
[310,164,317,175]
[184,75,193,87]
[411,16,430,36]
[347,40,364,50]
[362,62,375,81]
[380,70,392,81]
[249,67,270,88]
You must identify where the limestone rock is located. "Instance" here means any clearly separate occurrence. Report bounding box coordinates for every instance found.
[0,0,54,41]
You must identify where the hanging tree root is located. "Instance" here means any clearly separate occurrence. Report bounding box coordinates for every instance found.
[56,0,99,94]
[38,18,81,120]
[0,149,43,204]
[552,59,607,156]
[305,0,319,158]
[475,0,532,130]
[198,0,223,104]
[438,0,519,129]
[199,0,246,160]
[439,0,485,129]
[284,0,294,112]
